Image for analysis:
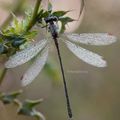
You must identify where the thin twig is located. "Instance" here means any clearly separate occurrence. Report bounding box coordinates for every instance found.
[25,0,42,32]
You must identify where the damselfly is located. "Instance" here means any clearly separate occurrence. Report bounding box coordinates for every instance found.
[5,2,117,119]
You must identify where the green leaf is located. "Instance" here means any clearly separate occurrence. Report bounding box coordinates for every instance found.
[48,1,52,12]
[12,14,19,28]
[23,9,33,28]
[59,17,74,23]
[52,11,69,17]
[11,14,24,34]
[3,9,34,36]
[12,39,26,47]
[37,11,49,25]
[59,17,74,33]
[18,99,45,120]
[0,90,22,104]
[41,11,49,18]
[24,31,37,39]
[22,99,43,109]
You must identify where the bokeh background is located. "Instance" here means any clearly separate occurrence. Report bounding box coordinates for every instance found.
[0,0,120,120]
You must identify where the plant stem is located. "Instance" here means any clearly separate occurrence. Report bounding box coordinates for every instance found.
[25,0,42,32]
[0,68,7,85]
[1,0,25,29]
[0,0,25,86]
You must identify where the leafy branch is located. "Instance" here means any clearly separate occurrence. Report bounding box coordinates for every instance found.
[0,0,42,85]
[0,90,45,120]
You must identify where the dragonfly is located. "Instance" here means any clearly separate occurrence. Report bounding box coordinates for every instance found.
[4,2,117,120]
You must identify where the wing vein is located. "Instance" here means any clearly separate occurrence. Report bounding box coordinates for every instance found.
[66,33,117,45]
[65,40,107,67]
[21,46,49,86]
[5,39,47,68]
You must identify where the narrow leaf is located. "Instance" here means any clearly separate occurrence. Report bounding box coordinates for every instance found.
[52,11,68,17]
[18,99,45,120]
[59,17,74,33]
[0,90,22,104]
[48,1,52,12]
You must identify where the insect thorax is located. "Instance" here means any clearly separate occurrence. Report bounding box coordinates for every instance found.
[44,16,58,23]
[44,16,59,39]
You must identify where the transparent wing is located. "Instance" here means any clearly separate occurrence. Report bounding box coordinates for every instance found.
[5,39,47,68]
[66,33,117,45]
[65,40,107,67]
[21,46,49,86]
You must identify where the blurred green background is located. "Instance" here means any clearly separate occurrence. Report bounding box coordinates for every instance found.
[0,0,120,120]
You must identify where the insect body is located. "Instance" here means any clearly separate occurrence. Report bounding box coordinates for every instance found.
[45,15,73,118]
[44,16,59,39]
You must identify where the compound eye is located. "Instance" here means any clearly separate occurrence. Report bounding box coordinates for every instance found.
[54,16,58,21]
